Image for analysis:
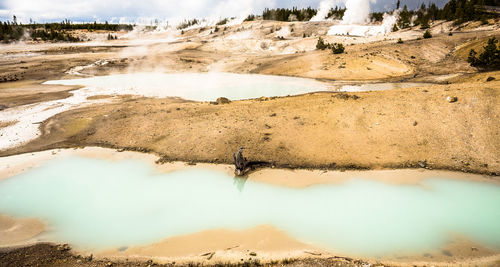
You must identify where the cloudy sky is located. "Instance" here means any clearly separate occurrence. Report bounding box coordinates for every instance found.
[0,0,449,24]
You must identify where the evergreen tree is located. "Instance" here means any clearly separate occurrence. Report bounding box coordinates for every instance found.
[420,15,430,29]
[454,1,465,23]
[423,29,432,38]
[468,37,500,69]
[398,5,411,29]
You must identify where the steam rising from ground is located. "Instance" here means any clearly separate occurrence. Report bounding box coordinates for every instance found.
[319,0,399,37]
[342,0,371,24]
[310,0,340,21]
[311,0,372,22]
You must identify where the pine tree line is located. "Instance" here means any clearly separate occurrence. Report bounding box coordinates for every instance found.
[0,18,133,43]
[177,19,200,30]
[24,20,133,31]
[262,7,317,22]
[396,0,499,30]
[327,7,346,20]
[257,0,498,25]
[0,20,24,42]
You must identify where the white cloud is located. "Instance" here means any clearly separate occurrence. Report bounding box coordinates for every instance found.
[0,0,274,24]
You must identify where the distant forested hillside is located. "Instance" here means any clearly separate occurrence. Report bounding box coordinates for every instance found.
[262,7,317,21]
[258,0,498,27]
[0,18,133,43]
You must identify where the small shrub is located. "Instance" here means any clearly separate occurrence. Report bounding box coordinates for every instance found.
[316,37,344,54]
[423,30,432,39]
[331,43,345,54]
[316,37,328,50]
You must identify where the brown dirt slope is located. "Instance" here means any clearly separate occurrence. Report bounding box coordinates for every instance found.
[3,80,499,175]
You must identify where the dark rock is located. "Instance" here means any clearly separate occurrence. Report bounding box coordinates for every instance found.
[56,244,71,251]
[0,104,8,111]
[249,252,257,256]
[486,76,495,82]
[332,93,359,100]
[413,121,418,126]
[418,160,427,168]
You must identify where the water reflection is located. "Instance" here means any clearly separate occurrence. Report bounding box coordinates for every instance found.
[233,176,247,192]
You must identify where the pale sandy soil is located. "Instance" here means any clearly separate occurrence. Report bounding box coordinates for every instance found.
[99,225,323,264]
[3,80,497,175]
[0,215,45,247]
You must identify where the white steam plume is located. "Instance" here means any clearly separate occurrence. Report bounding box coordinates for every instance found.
[310,0,373,23]
[310,0,341,22]
[326,0,399,37]
[342,0,372,24]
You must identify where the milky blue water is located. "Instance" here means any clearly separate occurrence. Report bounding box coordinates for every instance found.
[0,156,499,257]
[44,72,332,101]
[43,72,428,101]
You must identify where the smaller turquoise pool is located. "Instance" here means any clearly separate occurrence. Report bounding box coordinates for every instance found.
[0,156,499,257]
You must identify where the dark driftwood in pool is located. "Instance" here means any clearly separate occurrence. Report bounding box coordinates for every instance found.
[233,147,247,176]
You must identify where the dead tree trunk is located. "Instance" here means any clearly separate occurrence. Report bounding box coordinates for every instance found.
[233,147,247,176]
